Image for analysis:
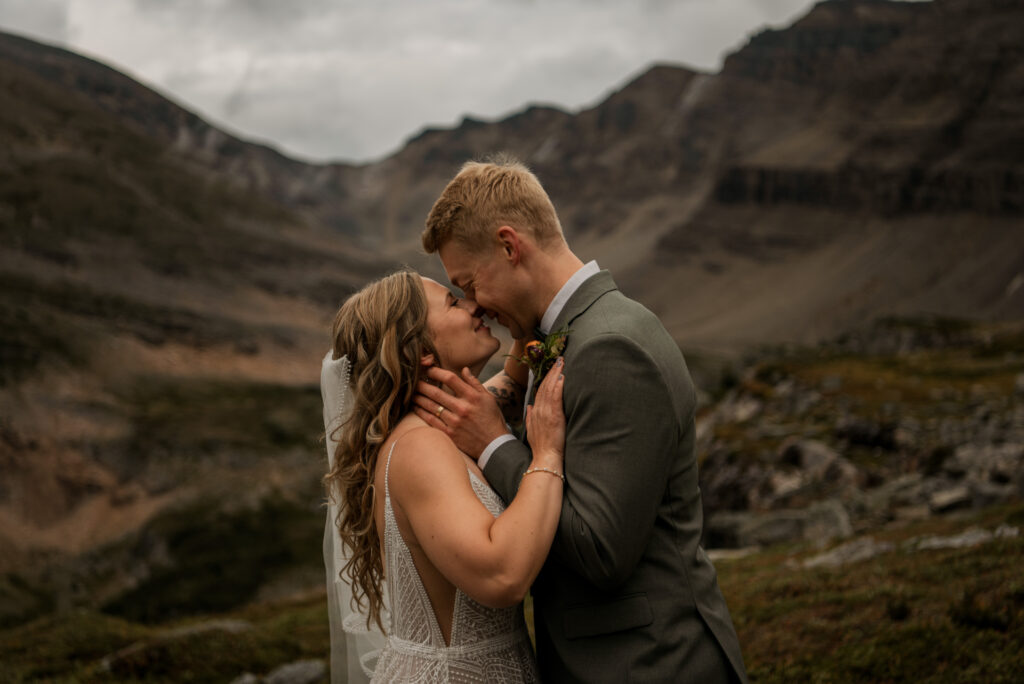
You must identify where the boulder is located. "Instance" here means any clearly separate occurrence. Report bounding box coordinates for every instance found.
[231,660,327,684]
[949,443,1024,480]
[737,511,805,548]
[706,499,851,549]
[766,469,804,499]
[266,660,327,684]
[929,486,971,513]
[893,505,931,521]
[803,499,854,544]
[969,480,1018,509]
[911,527,993,551]
[835,418,897,450]
[777,438,859,486]
[940,443,1024,506]
[850,473,927,521]
[803,537,894,568]
[699,450,768,512]
[231,676,260,684]
[726,396,763,423]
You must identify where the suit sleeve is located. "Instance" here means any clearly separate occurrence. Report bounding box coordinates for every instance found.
[482,432,533,506]
[485,333,687,590]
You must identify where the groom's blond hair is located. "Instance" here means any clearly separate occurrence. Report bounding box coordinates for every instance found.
[422,155,564,255]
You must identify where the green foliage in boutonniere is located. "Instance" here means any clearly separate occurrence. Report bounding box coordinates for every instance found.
[512,327,570,387]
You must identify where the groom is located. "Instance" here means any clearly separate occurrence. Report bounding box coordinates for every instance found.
[415,158,748,683]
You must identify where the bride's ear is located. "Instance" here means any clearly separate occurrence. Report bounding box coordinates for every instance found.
[420,353,443,387]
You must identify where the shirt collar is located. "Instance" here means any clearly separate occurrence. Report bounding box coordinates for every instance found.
[539,260,599,335]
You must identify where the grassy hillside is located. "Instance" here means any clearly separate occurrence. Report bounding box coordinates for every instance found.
[728,502,1024,682]
[1,501,1020,682]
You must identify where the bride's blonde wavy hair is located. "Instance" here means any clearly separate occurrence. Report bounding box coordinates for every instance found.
[323,270,437,631]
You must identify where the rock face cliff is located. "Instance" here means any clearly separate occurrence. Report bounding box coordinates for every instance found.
[0,0,1021,625]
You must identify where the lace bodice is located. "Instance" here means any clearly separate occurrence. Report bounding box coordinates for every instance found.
[371,442,539,683]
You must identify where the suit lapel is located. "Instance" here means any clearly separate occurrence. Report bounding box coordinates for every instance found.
[521,271,617,443]
[549,270,618,334]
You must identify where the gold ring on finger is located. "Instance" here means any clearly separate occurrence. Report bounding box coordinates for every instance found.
[435,405,446,418]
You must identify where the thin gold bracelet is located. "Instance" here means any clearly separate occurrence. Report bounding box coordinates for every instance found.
[522,466,565,482]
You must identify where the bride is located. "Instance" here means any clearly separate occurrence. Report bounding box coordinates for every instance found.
[321,270,565,683]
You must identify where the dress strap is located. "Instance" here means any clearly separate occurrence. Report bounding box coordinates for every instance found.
[383,426,431,499]
[383,439,399,500]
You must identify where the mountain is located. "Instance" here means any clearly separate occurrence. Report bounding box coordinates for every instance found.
[338,0,1024,350]
[640,0,1024,347]
[0,27,394,621]
[7,0,1021,350]
[1,0,1022,627]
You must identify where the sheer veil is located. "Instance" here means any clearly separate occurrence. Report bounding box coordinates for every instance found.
[321,351,387,683]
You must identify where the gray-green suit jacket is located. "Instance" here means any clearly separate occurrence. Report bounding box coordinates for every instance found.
[484,271,748,684]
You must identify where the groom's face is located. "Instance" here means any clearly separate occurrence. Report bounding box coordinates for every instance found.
[439,239,531,339]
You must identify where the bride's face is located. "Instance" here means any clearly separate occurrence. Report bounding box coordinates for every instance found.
[422,277,501,375]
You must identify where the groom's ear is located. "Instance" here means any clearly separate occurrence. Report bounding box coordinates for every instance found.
[496,226,521,265]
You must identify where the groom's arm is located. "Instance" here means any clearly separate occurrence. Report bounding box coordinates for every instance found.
[483,438,533,502]
[480,338,528,429]
[485,333,684,589]
[482,371,525,431]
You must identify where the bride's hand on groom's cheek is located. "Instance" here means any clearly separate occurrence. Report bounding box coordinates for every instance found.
[413,366,507,460]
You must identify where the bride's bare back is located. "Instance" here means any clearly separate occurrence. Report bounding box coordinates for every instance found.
[373,414,486,644]
[369,414,541,682]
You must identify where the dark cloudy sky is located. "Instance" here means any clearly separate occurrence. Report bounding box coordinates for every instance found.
[3,0,835,163]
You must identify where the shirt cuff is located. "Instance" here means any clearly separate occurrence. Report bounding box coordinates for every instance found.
[479,433,517,470]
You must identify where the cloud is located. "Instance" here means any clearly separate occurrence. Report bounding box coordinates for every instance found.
[0,0,70,42]
[2,0,821,162]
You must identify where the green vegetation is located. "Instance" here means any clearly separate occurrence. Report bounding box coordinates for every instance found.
[103,493,325,624]
[1,503,1019,682]
[0,287,89,385]
[0,573,55,630]
[720,502,1024,683]
[0,374,329,630]
[707,318,1024,474]
[116,378,325,459]
[0,270,287,355]
[0,609,151,682]
[0,594,326,683]
[786,318,1024,401]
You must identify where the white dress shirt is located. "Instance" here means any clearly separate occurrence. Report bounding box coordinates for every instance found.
[478,261,599,469]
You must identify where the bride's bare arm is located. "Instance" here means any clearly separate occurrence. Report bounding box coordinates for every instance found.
[392,362,564,608]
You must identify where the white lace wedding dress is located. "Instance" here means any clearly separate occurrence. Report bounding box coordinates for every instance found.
[371,442,540,683]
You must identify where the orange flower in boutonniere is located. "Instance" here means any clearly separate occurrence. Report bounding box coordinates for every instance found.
[512,328,570,388]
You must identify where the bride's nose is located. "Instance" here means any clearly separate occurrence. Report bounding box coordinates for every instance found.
[459,298,485,317]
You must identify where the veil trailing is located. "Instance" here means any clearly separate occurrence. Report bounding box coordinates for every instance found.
[321,351,388,683]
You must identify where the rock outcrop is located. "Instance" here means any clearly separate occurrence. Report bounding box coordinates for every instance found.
[698,318,1024,549]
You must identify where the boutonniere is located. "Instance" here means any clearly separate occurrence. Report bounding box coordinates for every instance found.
[512,327,570,387]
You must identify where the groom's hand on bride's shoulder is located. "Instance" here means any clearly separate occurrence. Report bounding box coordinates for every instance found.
[414,366,507,460]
